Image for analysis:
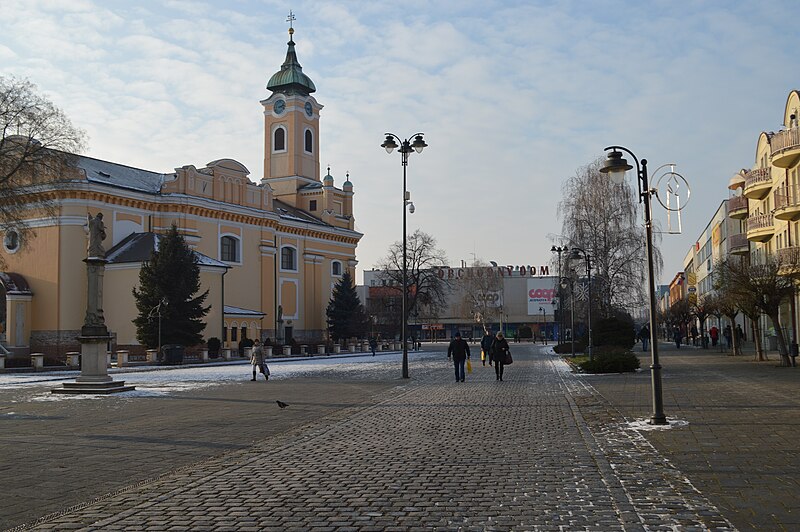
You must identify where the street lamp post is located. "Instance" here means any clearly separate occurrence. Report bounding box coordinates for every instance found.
[551,245,567,343]
[539,306,546,345]
[570,247,593,361]
[600,146,667,425]
[381,132,427,379]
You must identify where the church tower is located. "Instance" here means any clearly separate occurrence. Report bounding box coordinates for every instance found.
[260,18,322,206]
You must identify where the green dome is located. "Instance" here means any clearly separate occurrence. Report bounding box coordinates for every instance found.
[267,35,316,95]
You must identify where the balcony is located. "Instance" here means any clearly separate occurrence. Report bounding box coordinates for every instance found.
[727,233,749,255]
[774,184,800,221]
[743,168,773,200]
[746,213,774,242]
[726,195,748,219]
[771,127,800,168]
[778,246,800,274]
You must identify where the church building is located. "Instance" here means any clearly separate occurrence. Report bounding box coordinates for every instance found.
[0,25,361,357]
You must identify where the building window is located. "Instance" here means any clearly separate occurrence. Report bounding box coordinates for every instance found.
[221,235,239,262]
[231,327,238,342]
[3,230,19,253]
[241,325,247,340]
[309,199,317,211]
[332,261,342,276]
[223,326,228,342]
[273,127,286,152]
[305,129,313,153]
[281,246,297,271]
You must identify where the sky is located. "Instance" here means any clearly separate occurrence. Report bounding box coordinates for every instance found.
[2,0,799,287]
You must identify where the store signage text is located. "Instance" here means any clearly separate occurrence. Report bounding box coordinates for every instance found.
[436,265,550,280]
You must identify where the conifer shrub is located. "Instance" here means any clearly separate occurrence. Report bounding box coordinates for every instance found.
[578,348,640,373]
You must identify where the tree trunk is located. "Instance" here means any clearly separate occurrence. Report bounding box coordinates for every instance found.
[752,320,766,361]
[768,312,792,367]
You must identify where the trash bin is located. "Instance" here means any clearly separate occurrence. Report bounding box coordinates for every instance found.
[160,344,184,365]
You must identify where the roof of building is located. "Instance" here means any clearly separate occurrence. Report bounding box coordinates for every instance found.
[266,33,316,95]
[105,232,228,268]
[77,154,171,193]
[223,305,266,317]
[273,198,328,226]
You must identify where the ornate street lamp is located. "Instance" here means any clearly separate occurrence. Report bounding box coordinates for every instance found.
[551,245,567,343]
[381,132,427,379]
[539,306,547,345]
[600,146,667,425]
[570,247,593,361]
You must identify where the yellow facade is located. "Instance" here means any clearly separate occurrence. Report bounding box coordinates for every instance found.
[0,29,361,357]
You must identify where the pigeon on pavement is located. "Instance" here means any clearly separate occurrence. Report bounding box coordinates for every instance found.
[276,400,289,409]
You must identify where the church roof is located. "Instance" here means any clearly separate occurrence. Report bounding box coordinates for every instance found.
[105,232,228,268]
[77,155,171,193]
[266,31,316,96]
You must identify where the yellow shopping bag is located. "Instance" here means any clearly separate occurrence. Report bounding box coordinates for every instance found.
[480,349,485,362]
[466,359,473,373]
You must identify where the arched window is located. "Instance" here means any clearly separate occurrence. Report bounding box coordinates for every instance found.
[281,246,297,271]
[304,129,313,153]
[273,127,286,152]
[221,235,239,262]
[3,230,20,253]
[331,260,342,276]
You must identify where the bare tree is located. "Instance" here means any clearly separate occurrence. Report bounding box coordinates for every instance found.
[558,158,663,317]
[455,259,503,332]
[374,230,450,338]
[716,255,800,366]
[0,76,86,254]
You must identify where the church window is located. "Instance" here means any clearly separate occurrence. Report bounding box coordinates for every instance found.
[273,126,286,152]
[281,245,297,271]
[309,199,317,211]
[305,129,313,153]
[221,235,240,262]
[332,261,342,276]
[3,230,19,253]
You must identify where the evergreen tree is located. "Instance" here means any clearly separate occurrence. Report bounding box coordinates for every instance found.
[133,225,210,348]
[326,270,369,341]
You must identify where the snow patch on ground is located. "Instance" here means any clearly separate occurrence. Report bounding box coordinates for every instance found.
[626,418,689,431]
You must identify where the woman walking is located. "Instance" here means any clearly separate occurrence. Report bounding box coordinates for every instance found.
[491,331,511,381]
[250,339,269,381]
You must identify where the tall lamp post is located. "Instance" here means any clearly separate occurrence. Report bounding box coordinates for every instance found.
[570,247,593,361]
[381,132,427,379]
[539,306,546,344]
[551,245,567,343]
[560,276,576,357]
[600,146,667,425]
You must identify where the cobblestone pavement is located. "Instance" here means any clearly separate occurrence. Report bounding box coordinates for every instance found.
[583,342,800,532]
[10,344,735,531]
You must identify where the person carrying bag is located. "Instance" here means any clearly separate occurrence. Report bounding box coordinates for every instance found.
[490,332,511,381]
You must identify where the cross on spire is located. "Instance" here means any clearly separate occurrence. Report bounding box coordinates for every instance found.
[286,10,296,36]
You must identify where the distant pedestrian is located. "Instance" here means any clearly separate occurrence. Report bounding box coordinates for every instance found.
[723,325,732,350]
[673,326,682,349]
[639,324,650,351]
[369,337,377,356]
[491,331,511,381]
[480,330,493,366]
[735,324,744,352]
[447,332,471,383]
[250,339,269,381]
[690,325,698,346]
[709,326,719,347]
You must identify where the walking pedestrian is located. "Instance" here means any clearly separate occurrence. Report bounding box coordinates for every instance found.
[673,326,682,349]
[639,324,650,351]
[369,336,377,356]
[480,329,493,366]
[723,325,732,350]
[491,331,511,382]
[250,339,269,381]
[690,324,698,346]
[735,324,744,355]
[709,326,719,347]
[447,331,471,383]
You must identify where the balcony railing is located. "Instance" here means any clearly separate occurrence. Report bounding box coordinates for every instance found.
[726,195,748,214]
[727,232,748,253]
[744,167,771,188]
[777,246,800,266]
[771,127,800,155]
[746,213,774,232]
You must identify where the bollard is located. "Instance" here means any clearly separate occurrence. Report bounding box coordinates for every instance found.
[282,345,291,356]
[115,350,129,367]
[201,349,209,362]
[264,346,273,358]
[66,352,80,367]
[31,353,45,369]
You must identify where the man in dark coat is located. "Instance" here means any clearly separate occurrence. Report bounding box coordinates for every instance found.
[480,330,494,366]
[447,332,471,383]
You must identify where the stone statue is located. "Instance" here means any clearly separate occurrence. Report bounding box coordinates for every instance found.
[87,213,106,258]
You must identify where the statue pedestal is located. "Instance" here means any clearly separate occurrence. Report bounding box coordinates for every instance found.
[53,336,135,394]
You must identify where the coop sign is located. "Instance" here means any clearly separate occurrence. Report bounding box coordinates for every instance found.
[436,265,550,280]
